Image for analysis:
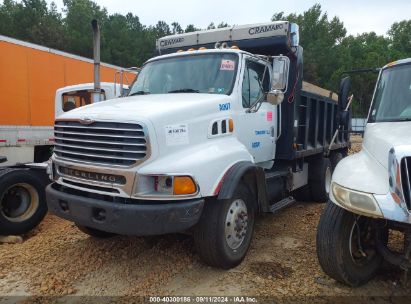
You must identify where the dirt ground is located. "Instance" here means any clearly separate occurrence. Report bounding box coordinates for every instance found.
[0,135,410,302]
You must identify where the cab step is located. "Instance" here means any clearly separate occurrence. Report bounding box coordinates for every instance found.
[269,196,296,213]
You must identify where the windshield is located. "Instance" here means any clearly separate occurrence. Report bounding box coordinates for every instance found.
[369,64,411,122]
[128,53,238,96]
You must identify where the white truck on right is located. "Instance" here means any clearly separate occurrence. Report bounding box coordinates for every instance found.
[317,58,411,286]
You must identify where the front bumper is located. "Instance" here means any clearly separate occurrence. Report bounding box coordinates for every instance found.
[46,183,204,235]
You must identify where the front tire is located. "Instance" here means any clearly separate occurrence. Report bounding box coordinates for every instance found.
[330,152,343,170]
[316,202,384,287]
[0,169,48,235]
[194,182,255,269]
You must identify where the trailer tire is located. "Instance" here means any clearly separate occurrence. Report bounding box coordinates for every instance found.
[0,169,48,235]
[330,152,343,170]
[76,224,116,239]
[316,202,384,287]
[309,157,332,203]
[194,182,255,269]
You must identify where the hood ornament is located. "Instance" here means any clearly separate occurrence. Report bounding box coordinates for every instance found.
[79,117,94,125]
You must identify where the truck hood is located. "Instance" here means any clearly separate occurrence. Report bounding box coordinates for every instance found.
[363,121,411,169]
[57,93,230,122]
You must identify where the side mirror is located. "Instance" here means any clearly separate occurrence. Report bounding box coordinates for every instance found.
[267,55,290,105]
[289,23,300,47]
[338,76,352,127]
[338,76,351,111]
[0,156,7,164]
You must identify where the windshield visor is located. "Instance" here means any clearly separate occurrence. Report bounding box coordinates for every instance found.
[129,53,238,96]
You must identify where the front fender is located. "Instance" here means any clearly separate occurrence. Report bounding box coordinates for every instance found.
[137,137,253,197]
[217,161,269,212]
[331,147,411,224]
[332,147,389,195]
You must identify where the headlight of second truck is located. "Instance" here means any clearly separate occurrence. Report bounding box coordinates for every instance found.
[332,182,383,217]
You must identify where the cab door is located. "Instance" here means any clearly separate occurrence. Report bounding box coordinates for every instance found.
[236,57,277,164]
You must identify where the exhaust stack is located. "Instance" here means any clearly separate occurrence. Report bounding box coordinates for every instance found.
[91,19,101,102]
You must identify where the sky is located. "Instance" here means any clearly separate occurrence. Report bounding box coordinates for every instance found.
[44,0,410,36]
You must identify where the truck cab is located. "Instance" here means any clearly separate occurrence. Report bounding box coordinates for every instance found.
[55,82,127,116]
[317,58,411,286]
[46,21,350,268]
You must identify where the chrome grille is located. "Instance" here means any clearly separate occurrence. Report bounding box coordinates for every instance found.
[54,121,148,166]
[401,157,411,210]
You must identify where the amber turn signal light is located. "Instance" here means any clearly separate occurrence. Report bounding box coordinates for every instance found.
[228,119,234,132]
[173,176,197,195]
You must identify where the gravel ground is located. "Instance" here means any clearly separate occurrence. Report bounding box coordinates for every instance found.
[0,135,410,302]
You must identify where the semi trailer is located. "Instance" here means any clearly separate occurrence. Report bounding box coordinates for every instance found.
[46,21,351,268]
[0,34,135,235]
[317,58,411,286]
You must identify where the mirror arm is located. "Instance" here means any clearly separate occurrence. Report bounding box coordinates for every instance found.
[246,93,266,113]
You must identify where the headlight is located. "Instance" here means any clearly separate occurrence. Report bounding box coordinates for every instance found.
[332,183,383,217]
[134,175,198,197]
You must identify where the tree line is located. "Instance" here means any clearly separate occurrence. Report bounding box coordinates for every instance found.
[1,0,410,116]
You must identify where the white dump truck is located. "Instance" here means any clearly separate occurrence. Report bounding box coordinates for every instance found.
[46,21,351,268]
[317,58,411,286]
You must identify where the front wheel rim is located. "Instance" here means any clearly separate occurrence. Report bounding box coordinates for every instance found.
[0,183,39,222]
[225,199,248,250]
[348,216,378,265]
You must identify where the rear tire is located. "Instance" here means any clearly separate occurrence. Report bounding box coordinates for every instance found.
[193,182,255,269]
[308,157,332,202]
[292,185,312,202]
[316,202,384,287]
[330,152,343,170]
[76,225,116,238]
[0,169,48,235]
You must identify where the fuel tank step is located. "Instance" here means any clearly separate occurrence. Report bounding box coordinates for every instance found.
[269,196,296,213]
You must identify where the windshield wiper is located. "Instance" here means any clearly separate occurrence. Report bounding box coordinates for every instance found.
[129,91,150,96]
[168,88,200,93]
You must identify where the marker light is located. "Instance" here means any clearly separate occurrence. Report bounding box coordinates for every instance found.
[187,48,195,51]
[230,46,239,50]
[228,119,234,132]
[386,61,397,67]
[199,47,207,50]
[173,176,197,195]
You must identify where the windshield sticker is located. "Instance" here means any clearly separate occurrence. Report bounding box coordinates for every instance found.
[217,88,225,93]
[219,102,231,111]
[220,59,235,71]
[267,111,273,121]
[252,142,261,149]
[165,124,189,146]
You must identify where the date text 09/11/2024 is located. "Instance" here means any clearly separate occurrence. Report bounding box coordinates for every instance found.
[149,296,258,303]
